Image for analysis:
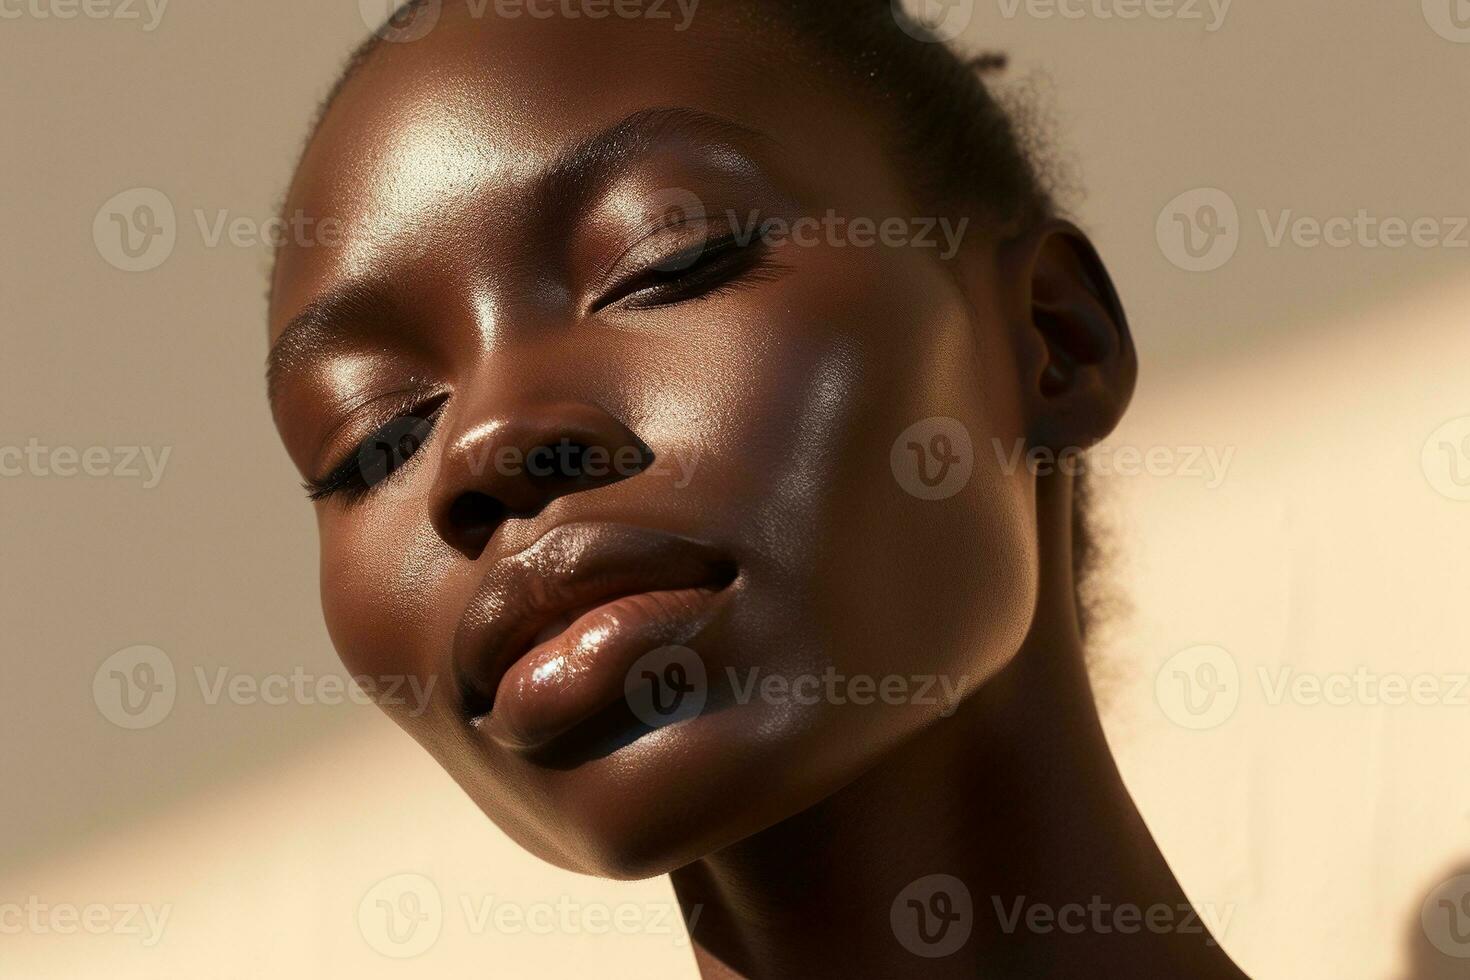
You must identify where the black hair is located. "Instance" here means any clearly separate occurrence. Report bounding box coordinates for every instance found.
[313,0,1099,637]
[758,2,1057,229]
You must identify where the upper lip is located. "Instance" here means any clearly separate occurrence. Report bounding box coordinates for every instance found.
[451,522,736,723]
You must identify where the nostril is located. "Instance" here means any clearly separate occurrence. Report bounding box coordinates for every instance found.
[556,441,591,481]
[527,438,652,487]
[446,491,504,557]
[525,439,594,484]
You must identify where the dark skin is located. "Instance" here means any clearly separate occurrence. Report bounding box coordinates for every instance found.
[268,6,1246,977]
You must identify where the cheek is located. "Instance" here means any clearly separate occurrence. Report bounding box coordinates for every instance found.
[316,501,452,693]
[847,268,1039,690]
[694,242,1039,696]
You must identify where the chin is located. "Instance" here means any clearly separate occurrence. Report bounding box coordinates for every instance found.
[445,681,950,880]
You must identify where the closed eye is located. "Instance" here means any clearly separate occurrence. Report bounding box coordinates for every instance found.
[305,393,450,503]
[592,233,782,313]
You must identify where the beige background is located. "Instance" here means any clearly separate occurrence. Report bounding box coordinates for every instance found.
[3,0,1469,976]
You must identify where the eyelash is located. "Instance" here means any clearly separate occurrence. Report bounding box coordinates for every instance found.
[305,392,449,504]
[594,232,783,312]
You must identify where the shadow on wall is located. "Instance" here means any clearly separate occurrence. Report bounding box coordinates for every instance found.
[1401,859,1470,978]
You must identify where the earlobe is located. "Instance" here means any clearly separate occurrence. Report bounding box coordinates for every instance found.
[1009,220,1137,452]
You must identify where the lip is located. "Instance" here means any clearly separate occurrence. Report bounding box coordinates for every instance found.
[452,522,736,750]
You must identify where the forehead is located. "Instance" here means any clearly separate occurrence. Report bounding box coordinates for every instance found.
[269,5,878,340]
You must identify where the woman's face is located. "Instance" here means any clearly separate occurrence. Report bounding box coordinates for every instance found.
[268,6,1039,878]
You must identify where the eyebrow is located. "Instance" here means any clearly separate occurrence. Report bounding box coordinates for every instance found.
[266,280,396,407]
[265,106,771,406]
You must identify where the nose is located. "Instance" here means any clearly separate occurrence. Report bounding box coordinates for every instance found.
[430,398,650,558]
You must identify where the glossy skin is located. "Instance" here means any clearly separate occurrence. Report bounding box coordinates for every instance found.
[269,6,1245,977]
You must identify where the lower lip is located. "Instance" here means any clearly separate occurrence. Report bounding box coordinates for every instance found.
[481,586,726,750]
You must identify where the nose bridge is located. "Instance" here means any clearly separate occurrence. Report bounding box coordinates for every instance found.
[433,328,581,492]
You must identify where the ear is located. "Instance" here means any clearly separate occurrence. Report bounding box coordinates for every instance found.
[1004,220,1137,452]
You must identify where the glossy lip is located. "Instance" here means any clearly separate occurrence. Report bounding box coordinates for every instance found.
[452,522,737,750]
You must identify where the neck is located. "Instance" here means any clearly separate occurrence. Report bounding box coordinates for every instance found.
[669,476,1245,979]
